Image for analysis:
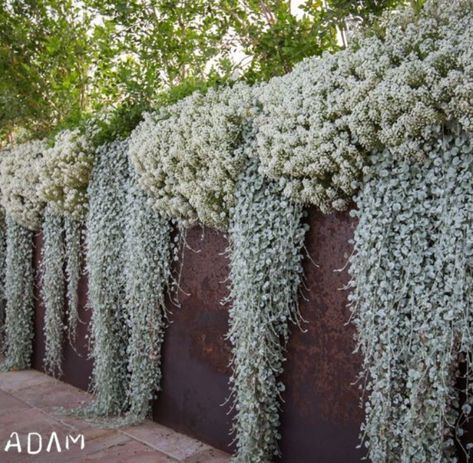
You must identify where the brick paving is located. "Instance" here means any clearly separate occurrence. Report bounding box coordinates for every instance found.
[0,370,230,463]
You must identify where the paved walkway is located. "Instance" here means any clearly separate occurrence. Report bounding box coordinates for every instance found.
[0,370,230,463]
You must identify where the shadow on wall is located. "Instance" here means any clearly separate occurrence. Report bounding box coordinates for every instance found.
[32,209,365,463]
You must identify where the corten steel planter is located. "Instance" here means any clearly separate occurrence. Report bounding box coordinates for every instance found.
[31,210,366,462]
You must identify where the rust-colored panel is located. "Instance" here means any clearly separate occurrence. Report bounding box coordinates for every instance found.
[30,212,365,462]
[153,226,235,453]
[153,211,364,462]
[277,209,363,462]
[32,231,93,392]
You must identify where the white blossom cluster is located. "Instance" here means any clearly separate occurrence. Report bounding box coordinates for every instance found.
[86,140,130,416]
[1,215,35,370]
[227,159,308,462]
[254,0,473,212]
[129,83,259,229]
[0,140,46,230]
[41,205,66,377]
[39,129,95,221]
[349,125,473,462]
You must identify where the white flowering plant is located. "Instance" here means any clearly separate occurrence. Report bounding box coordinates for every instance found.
[0,140,46,230]
[39,129,95,221]
[254,0,473,212]
[129,83,259,230]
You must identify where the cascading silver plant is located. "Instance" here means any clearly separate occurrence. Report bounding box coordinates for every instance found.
[41,204,66,377]
[0,214,6,347]
[227,159,308,463]
[64,215,82,343]
[123,169,174,422]
[349,125,473,462]
[1,215,34,370]
[86,140,130,416]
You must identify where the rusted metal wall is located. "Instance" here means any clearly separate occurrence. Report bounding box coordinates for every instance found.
[31,210,365,462]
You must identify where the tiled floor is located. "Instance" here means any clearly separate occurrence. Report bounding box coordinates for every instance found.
[0,370,230,463]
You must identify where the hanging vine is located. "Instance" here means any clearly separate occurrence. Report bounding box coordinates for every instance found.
[123,170,175,422]
[64,216,82,343]
[349,125,473,462]
[227,159,308,462]
[86,140,129,416]
[0,213,7,348]
[41,204,66,377]
[1,215,35,370]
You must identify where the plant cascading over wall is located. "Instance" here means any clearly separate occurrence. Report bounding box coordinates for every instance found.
[0,0,472,461]
[1,215,35,370]
[38,129,94,374]
[252,0,473,459]
[128,83,308,458]
[41,205,66,377]
[124,170,175,422]
[84,140,175,422]
[64,215,82,343]
[227,157,308,462]
[350,125,473,461]
[86,140,130,416]
[0,140,43,371]
[0,214,6,346]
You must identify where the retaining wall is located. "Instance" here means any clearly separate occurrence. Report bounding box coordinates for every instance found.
[31,209,364,462]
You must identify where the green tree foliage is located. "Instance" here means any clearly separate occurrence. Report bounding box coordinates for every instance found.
[221,0,336,82]
[0,0,416,142]
[0,1,97,139]
[85,0,234,101]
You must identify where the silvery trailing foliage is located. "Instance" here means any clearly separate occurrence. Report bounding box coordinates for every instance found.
[0,214,6,347]
[86,140,130,416]
[227,159,308,462]
[39,129,95,221]
[41,205,66,377]
[1,215,34,370]
[129,83,259,229]
[255,0,473,212]
[124,170,174,422]
[349,126,473,462]
[64,215,81,343]
[0,140,46,230]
